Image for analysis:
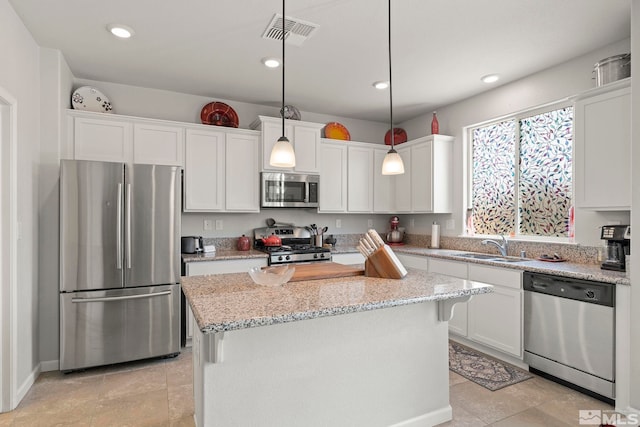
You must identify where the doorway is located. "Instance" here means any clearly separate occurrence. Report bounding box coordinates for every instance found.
[0,87,18,412]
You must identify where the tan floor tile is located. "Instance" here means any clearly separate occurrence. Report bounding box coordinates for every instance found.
[0,411,15,426]
[449,371,469,386]
[436,404,489,426]
[490,407,573,426]
[99,364,167,401]
[449,380,534,425]
[166,354,192,389]
[92,388,169,427]
[489,375,567,408]
[535,386,614,426]
[170,415,195,427]
[168,383,194,421]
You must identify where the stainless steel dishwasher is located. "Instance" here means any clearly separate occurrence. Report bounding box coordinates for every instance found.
[523,272,615,402]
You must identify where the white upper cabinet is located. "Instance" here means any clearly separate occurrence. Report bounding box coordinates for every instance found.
[133,123,184,166]
[225,132,260,212]
[347,145,374,212]
[574,80,630,210]
[252,116,323,173]
[394,145,412,212]
[319,140,348,212]
[183,128,225,212]
[71,114,132,163]
[67,111,183,166]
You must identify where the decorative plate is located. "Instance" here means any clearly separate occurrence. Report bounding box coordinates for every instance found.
[384,128,408,145]
[324,122,350,141]
[281,105,301,121]
[200,102,239,128]
[71,86,113,113]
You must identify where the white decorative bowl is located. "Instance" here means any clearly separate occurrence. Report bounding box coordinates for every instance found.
[248,265,295,286]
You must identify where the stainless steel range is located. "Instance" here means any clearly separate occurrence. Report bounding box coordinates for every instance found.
[253,226,332,265]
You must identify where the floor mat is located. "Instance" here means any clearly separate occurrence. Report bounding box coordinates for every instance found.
[449,340,533,391]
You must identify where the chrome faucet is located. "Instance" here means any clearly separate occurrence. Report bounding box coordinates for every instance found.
[481,235,509,257]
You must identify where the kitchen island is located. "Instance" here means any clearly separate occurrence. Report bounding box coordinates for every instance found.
[182,268,493,427]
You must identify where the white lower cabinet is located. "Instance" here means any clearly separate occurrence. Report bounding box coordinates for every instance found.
[183,258,268,346]
[466,264,523,358]
[428,259,468,336]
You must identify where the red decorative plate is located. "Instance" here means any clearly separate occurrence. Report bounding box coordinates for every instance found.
[384,128,408,145]
[200,102,239,128]
[324,122,351,141]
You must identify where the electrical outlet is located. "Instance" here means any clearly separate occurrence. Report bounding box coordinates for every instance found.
[367,219,373,228]
[204,220,213,230]
[215,220,223,230]
[336,219,342,229]
[446,219,455,230]
[409,219,415,228]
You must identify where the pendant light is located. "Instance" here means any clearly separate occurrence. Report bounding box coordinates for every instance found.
[381,0,404,175]
[269,0,296,168]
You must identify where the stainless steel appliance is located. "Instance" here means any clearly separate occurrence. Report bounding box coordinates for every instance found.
[181,236,204,254]
[600,224,630,271]
[253,226,331,265]
[59,159,181,371]
[261,172,319,208]
[523,272,615,402]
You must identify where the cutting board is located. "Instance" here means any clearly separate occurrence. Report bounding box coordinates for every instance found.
[286,262,364,282]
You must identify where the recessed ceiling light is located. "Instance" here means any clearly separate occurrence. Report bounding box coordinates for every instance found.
[373,81,389,90]
[481,74,500,83]
[107,24,135,39]
[262,57,281,68]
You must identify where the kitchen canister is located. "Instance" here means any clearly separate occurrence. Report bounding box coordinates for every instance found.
[593,53,630,87]
[431,222,441,249]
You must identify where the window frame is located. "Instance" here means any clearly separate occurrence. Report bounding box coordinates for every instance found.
[465,100,574,242]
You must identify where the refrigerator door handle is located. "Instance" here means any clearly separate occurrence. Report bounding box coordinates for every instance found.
[116,183,123,270]
[126,183,132,269]
[71,290,172,303]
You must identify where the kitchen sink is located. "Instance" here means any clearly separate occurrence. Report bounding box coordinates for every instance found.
[456,253,530,263]
[456,253,499,260]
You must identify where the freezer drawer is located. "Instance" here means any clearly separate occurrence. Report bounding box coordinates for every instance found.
[60,284,180,371]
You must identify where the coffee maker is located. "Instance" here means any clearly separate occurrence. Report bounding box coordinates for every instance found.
[600,225,630,271]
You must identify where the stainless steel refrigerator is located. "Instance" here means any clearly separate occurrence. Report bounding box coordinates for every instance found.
[59,159,181,371]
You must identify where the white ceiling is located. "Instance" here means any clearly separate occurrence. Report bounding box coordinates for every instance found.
[10,0,630,123]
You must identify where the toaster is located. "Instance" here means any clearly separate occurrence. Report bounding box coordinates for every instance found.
[181,236,204,254]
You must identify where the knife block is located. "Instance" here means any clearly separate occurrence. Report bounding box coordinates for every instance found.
[364,246,407,279]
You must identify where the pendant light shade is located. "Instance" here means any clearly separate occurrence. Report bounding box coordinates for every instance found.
[381,0,405,176]
[270,136,296,167]
[381,149,405,175]
[269,0,296,168]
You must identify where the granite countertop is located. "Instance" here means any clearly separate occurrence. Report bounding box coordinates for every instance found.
[332,245,630,286]
[181,269,493,334]
[181,249,268,263]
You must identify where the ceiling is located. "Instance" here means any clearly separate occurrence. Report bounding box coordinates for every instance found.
[10,0,631,123]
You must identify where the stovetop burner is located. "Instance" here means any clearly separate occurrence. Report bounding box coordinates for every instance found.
[253,226,332,265]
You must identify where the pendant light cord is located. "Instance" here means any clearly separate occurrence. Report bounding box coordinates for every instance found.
[388,0,394,151]
[281,0,286,138]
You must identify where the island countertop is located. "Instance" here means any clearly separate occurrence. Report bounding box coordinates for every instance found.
[181,268,493,334]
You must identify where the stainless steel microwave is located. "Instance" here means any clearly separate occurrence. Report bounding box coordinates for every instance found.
[261,172,319,208]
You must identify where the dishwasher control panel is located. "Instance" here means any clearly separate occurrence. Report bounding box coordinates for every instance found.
[523,272,614,307]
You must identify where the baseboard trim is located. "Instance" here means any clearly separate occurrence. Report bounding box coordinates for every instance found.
[40,359,59,372]
[15,363,40,406]
[389,405,452,427]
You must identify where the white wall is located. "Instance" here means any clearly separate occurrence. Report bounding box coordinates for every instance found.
[38,49,73,369]
[73,78,389,144]
[400,38,632,247]
[0,0,41,405]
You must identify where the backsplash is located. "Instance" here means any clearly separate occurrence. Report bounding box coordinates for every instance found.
[203,233,602,265]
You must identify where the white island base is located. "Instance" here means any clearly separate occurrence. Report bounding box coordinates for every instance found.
[192,301,453,427]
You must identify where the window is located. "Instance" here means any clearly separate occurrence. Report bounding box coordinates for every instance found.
[469,105,573,238]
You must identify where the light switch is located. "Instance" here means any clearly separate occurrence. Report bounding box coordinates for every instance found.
[336,219,342,228]
[367,219,373,228]
[215,220,223,230]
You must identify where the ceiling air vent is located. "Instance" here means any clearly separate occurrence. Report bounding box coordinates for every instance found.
[262,13,319,47]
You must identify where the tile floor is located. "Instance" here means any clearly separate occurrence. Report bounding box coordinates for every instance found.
[0,347,619,427]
